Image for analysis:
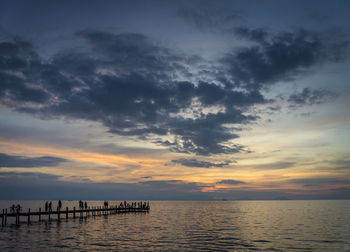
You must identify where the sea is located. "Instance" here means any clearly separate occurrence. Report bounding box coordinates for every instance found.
[0,200,349,251]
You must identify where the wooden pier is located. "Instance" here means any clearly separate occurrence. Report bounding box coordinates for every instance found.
[1,203,150,226]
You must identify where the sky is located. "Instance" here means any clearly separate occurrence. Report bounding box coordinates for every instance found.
[0,0,349,200]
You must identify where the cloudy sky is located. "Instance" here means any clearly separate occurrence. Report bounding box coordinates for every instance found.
[0,0,349,200]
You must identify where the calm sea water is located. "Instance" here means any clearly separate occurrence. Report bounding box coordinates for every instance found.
[0,200,349,251]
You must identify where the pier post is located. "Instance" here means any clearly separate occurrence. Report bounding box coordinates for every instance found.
[57,207,60,222]
[1,209,3,226]
[73,207,76,219]
[39,208,41,222]
[66,207,68,220]
[16,211,19,225]
[28,208,30,224]
[5,209,7,225]
[48,209,51,222]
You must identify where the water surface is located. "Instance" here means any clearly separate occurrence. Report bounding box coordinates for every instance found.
[1,200,349,251]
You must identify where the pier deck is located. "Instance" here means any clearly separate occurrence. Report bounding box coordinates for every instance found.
[1,204,150,226]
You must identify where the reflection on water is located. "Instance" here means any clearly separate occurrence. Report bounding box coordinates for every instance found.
[1,200,349,251]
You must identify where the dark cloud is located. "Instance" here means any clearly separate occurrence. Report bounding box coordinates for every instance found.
[288,88,337,106]
[216,179,246,185]
[0,40,50,105]
[223,28,348,90]
[0,172,210,200]
[288,177,350,187]
[0,32,267,155]
[0,171,60,181]
[172,158,231,168]
[0,28,346,155]
[0,153,68,168]
[0,171,349,200]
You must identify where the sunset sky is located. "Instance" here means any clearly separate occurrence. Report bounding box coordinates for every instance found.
[0,0,349,200]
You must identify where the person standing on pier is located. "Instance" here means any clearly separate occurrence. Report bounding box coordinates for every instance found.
[49,201,52,212]
[16,204,21,213]
[58,200,62,210]
[84,201,87,209]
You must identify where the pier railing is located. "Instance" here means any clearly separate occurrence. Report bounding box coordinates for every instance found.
[1,204,150,226]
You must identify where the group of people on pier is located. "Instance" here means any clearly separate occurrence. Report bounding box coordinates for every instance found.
[8,200,150,214]
[79,200,88,209]
[44,201,52,212]
[10,204,22,213]
[44,200,61,212]
[39,200,149,212]
[2,200,150,227]
[119,201,149,209]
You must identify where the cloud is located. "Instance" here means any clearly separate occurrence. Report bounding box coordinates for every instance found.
[0,171,60,181]
[0,172,210,200]
[0,40,49,105]
[139,180,207,192]
[0,32,266,155]
[216,179,246,185]
[242,161,295,170]
[0,153,68,168]
[0,28,347,156]
[288,88,337,106]
[172,158,231,168]
[223,28,348,90]
[0,171,349,200]
[288,177,350,187]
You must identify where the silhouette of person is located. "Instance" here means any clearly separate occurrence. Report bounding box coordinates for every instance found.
[49,201,52,212]
[84,201,87,209]
[10,204,16,213]
[58,200,62,210]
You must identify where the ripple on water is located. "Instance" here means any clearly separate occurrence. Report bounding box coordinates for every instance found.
[0,200,349,251]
